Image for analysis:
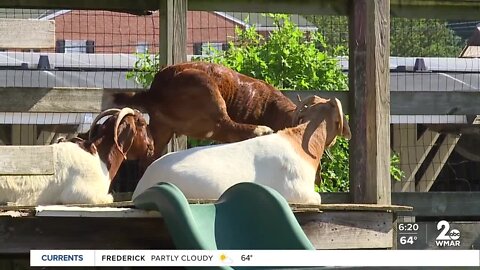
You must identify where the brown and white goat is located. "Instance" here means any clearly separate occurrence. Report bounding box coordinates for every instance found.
[114,62,297,165]
[133,95,351,204]
[0,108,154,206]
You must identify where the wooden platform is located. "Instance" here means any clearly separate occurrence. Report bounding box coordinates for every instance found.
[0,202,411,253]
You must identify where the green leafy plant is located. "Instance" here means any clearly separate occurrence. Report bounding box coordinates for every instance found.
[207,14,347,91]
[126,52,160,88]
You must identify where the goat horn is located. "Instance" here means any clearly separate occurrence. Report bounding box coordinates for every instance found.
[114,107,136,155]
[296,94,302,103]
[334,98,344,136]
[292,95,317,125]
[89,108,121,140]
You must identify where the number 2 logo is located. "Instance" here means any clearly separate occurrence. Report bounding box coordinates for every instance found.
[436,220,451,240]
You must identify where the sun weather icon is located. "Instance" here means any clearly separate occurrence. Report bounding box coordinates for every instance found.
[219,253,233,264]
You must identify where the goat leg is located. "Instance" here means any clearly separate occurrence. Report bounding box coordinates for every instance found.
[210,118,273,143]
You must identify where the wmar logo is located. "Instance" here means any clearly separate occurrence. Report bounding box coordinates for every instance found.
[435,220,461,247]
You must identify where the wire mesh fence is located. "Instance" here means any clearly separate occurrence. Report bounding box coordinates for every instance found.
[0,8,479,193]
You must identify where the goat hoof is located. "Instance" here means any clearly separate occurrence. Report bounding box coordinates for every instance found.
[253,125,274,136]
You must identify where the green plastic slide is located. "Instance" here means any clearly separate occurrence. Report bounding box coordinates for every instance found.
[134,182,315,269]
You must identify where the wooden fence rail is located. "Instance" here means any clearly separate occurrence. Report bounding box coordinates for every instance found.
[1,87,480,115]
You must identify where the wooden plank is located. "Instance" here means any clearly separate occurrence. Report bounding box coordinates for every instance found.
[297,211,393,249]
[159,0,173,67]
[0,217,175,254]
[415,134,460,192]
[16,192,476,218]
[36,127,58,145]
[391,91,480,116]
[390,0,480,20]
[11,125,36,145]
[0,19,54,49]
[0,126,9,145]
[348,0,391,204]
[159,0,188,153]
[0,145,53,174]
[392,192,480,217]
[0,0,478,20]
[393,126,440,192]
[172,0,187,64]
[0,87,119,113]
[0,203,410,217]
[392,124,417,192]
[188,0,348,15]
[1,88,480,115]
[0,210,395,253]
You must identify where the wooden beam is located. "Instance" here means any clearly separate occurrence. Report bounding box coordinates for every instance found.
[392,126,440,192]
[188,0,348,15]
[392,192,480,217]
[348,0,391,204]
[415,134,460,192]
[390,0,480,20]
[0,87,119,113]
[159,0,187,65]
[159,0,188,153]
[0,210,396,253]
[297,211,393,249]
[36,127,59,145]
[391,91,480,116]
[0,145,53,174]
[0,217,175,254]
[0,0,479,19]
[159,0,173,67]
[173,0,187,63]
[11,125,36,145]
[0,19,54,49]
[0,126,9,145]
[2,88,480,115]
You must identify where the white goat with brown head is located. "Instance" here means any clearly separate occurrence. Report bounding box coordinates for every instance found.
[133,96,350,204]
[0,108,154,206]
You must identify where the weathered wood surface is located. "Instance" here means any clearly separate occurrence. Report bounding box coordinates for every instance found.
[0,87,118,113]
[297,211,393,249]
[0,145,53,175]
[392,126,439,192]
[0,19,55,49]
[0,202,412,214]
[415,134,460,192]
[0,209,396,253]
[1,88,480,115]
[348,0,391,204]
[159,0,188,153]
[10,191,480,218]
[0,217,176,253]
[0,0,478,19]
[392,192,480,217]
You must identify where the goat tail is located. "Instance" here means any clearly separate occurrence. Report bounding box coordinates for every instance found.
[113,91,149,110]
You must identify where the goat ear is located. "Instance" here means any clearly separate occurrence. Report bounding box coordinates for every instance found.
[342,115,352,140]
[87,142,98,155]
[116,117,136,154]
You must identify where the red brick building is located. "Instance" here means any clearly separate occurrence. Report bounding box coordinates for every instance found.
[43,10,315,55]
[48,10,238,55]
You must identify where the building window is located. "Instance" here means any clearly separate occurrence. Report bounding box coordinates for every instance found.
[136,42,149,53]
[56,40,95,53]
[193,42,228,55]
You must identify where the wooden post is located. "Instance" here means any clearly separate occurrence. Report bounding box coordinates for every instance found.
[159,0,188,152]
[348,0,391,204]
